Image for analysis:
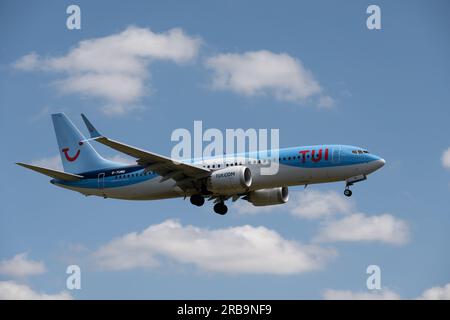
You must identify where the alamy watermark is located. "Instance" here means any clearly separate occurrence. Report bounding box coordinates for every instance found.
[171,121,280,175]
[66,5,81,30]
[366,265,382,290]
[66,264,81,290]
[366,5,381,30]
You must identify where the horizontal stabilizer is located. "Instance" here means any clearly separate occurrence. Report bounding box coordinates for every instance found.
[16,162,83,181]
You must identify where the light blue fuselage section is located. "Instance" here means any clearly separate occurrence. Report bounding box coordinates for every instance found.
[52,145,384,200]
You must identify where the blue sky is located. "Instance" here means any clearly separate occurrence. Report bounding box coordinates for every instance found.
[1,0,449,299]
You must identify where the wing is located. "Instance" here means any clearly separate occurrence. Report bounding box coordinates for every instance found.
[16,162,83,181]
[81,114,211,190]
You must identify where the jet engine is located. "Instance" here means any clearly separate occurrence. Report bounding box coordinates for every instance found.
[206,166,252,194]
[243,187,289,206]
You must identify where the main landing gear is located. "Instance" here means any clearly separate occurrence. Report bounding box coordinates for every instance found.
[190,194,205,206]
[213,202,228,215]
[190,194,228,215]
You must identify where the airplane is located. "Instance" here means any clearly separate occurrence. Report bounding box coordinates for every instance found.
[17,113,385,215]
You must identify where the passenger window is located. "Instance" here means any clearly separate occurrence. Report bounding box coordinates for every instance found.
[352,150,357,154]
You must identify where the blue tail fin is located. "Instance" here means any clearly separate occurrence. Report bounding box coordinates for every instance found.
[52,113,119,174]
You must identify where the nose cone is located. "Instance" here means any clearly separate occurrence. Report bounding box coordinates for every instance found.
[375,158,385,169]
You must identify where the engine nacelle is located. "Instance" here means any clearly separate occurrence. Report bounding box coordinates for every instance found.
[206,166,252,194]
[244,187,289,206]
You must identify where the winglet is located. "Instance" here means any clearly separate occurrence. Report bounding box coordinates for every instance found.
[81,114,102,138]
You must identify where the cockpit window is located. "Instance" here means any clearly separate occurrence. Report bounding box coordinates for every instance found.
[352,149,370,155]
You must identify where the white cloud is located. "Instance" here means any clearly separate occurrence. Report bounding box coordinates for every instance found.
[317,95,335,109]
[323,283,450,300]
[315,213,410,245]
[234,189,410,246]
[234,190,353,219]
[442,147,450,170]
[0,281,72,300]
[13,52,39,70]
[288,190,354,219]
[205,50,331,106]
[418,283,450,300]
[0,253,46,278]
[93,219,335,275]
[323,289,401,300]
[13,26,201,115]
[31,155,63,171]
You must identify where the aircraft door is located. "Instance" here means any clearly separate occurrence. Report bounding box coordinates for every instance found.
[98,173,105,190]
[332,146,341,163]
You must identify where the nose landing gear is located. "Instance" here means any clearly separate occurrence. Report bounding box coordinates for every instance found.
[344,188,352,197]
[343,174,367,197]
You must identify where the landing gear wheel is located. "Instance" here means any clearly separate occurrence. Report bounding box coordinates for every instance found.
[190,194,205,206]
[344,189,352,197]
[213,203,228,215]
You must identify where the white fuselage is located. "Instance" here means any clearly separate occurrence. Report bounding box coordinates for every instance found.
[54,148,385,201]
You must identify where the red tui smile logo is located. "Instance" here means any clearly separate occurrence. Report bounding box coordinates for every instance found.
[62,148,80,162]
